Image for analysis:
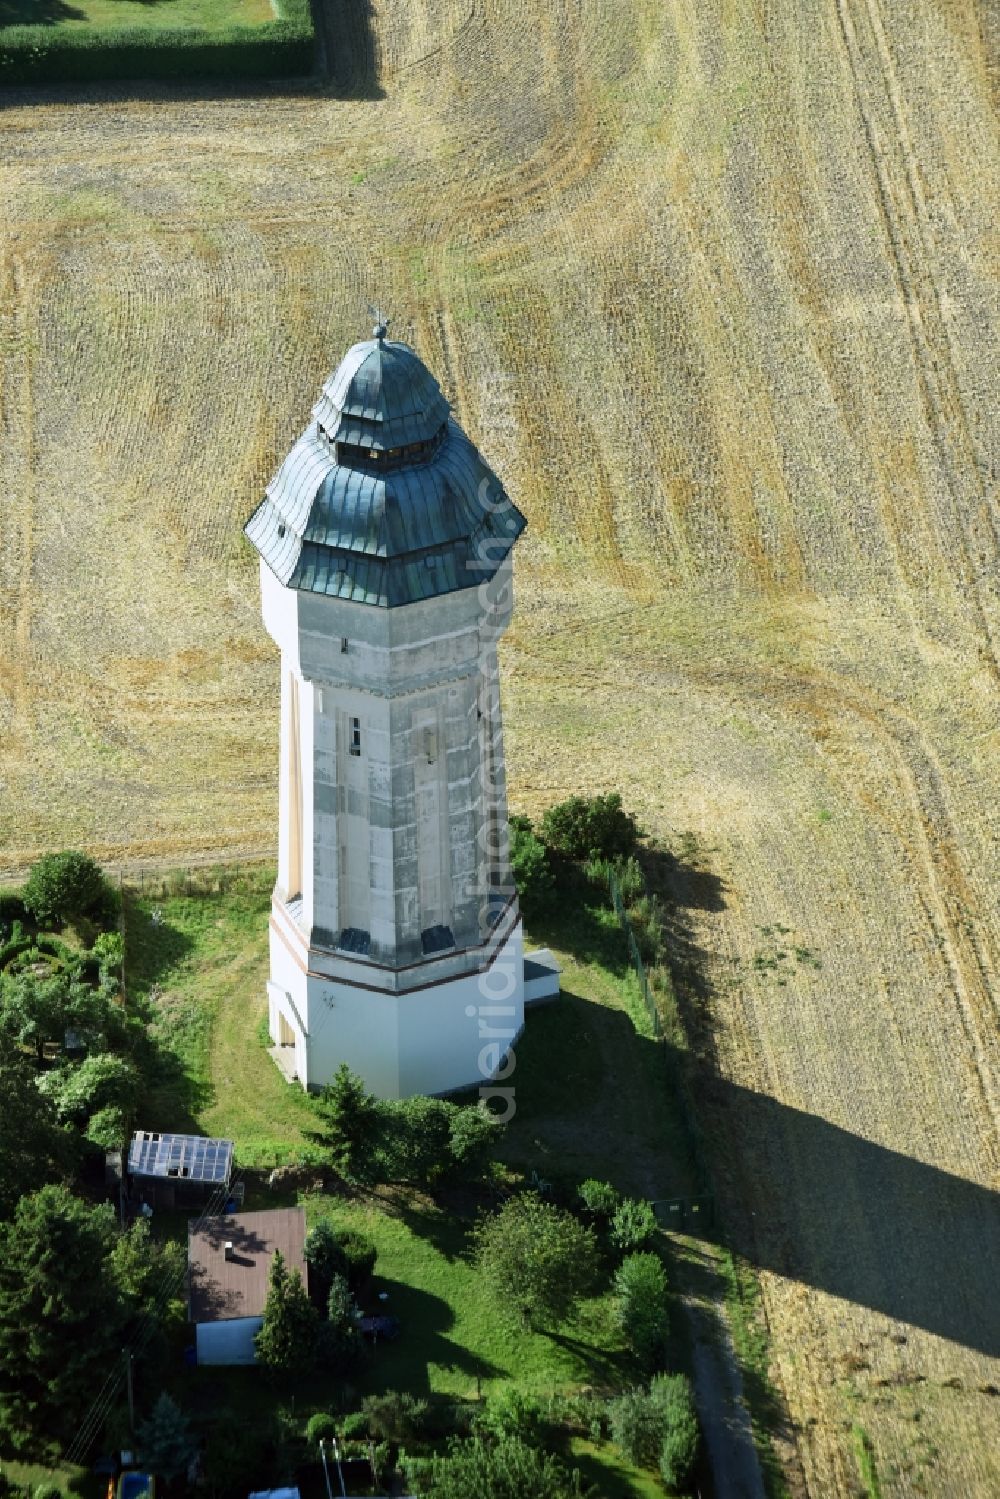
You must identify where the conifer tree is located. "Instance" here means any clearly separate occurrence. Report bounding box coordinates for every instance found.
[136,1392,197,1486]
[254,1250,319,1379]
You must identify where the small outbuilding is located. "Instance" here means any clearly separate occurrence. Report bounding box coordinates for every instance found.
[188,1208,307,1366]
[128,1130,234,1210]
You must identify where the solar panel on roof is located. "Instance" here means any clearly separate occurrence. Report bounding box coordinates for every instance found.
[128,1132,233,1185]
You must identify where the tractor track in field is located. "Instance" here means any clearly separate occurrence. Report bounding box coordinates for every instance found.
[833,0,1000,678]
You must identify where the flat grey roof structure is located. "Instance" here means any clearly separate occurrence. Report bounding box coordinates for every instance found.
[128,1131,233,1187]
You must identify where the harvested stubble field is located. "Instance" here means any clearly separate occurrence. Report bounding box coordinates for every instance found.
[0,0,997,1492]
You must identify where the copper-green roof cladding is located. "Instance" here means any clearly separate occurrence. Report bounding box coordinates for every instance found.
[312,337,450,451]
[245,334,526,609]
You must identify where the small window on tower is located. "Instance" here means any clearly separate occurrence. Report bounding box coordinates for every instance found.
[349,717,362,756]
[341,637,349,654]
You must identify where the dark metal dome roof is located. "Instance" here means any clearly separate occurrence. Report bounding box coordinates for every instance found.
[312,336,451,452]
[245,335,526,609]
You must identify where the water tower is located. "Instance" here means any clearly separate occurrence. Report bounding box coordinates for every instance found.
[245,321,553,1099]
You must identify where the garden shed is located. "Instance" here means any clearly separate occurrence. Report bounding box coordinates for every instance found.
[188,1208,307,1366]
[127,1130,233,1210]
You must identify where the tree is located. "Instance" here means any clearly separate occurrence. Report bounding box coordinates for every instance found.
[0,974,73,1065]
[322,1273,361,1373]
[136,1392,197,1486]
[0,1050,71,1220]
[109,1216,186,1333]
[254,1250,320,1380]
[540,793,639,862]
[0,971,123,1064]
[474,1196,599,1328]
[22,851,112,928]
[0,1185,125,1453]
[313,1064,384,1182]
[614,1253,669,1370]
[412,1433,587,1499]
[610,1198,658,1254]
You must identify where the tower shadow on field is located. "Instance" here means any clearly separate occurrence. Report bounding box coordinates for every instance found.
[630,843,1000,1359]
[698,1069,1000,1359]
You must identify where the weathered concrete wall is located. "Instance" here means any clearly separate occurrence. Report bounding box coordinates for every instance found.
[259,556,523,1097]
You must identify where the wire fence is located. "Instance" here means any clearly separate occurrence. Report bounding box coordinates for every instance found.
[608,869,715,1223]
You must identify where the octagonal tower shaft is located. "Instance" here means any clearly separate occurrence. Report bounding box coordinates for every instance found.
[244,329,530,1098]
[263,560,515,970]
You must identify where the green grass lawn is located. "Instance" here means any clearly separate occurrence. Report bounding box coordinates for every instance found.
[123,871,316,1160]
[0,0,276,31]
[300,1191,637,1400]
[121,872,699,1494]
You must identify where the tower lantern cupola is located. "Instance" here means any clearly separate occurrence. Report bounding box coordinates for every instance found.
[244,324,533,1099]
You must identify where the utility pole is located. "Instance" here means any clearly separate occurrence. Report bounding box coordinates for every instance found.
[122,1349,135,1434]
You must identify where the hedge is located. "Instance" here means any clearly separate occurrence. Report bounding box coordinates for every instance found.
[0,0,314,86]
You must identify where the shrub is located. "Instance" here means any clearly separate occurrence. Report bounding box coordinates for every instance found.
[473,1386,544,1447]
[361,1390,428,1444]
[447,1102,501,1180]
[659,1383,700,1490]
[540,793,640,862]
[411,1434,583,1498]
[23,851,110,928]
[85,1104,129,1152]
[303,1218,344,1305]
[0,894,28,929]
[304,1219,377,1302]
[614,1253,669,1370]
[382,1095,454,1186]
[305,1412,339,1445]
[340,1411,368,1441]
[336,1230,377,1296]
[509,817,555,917]
[608,1374,699,1480]
[626,893,665,963]
[92,931,124,974]
[608,1386,663,1467]
[577,1178,620,1218]
[611,1198,658,1253]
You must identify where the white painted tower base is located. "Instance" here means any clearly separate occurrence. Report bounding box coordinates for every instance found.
[267,893,525,1100]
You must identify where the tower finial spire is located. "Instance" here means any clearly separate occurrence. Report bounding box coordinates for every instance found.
[367,302,389,341]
